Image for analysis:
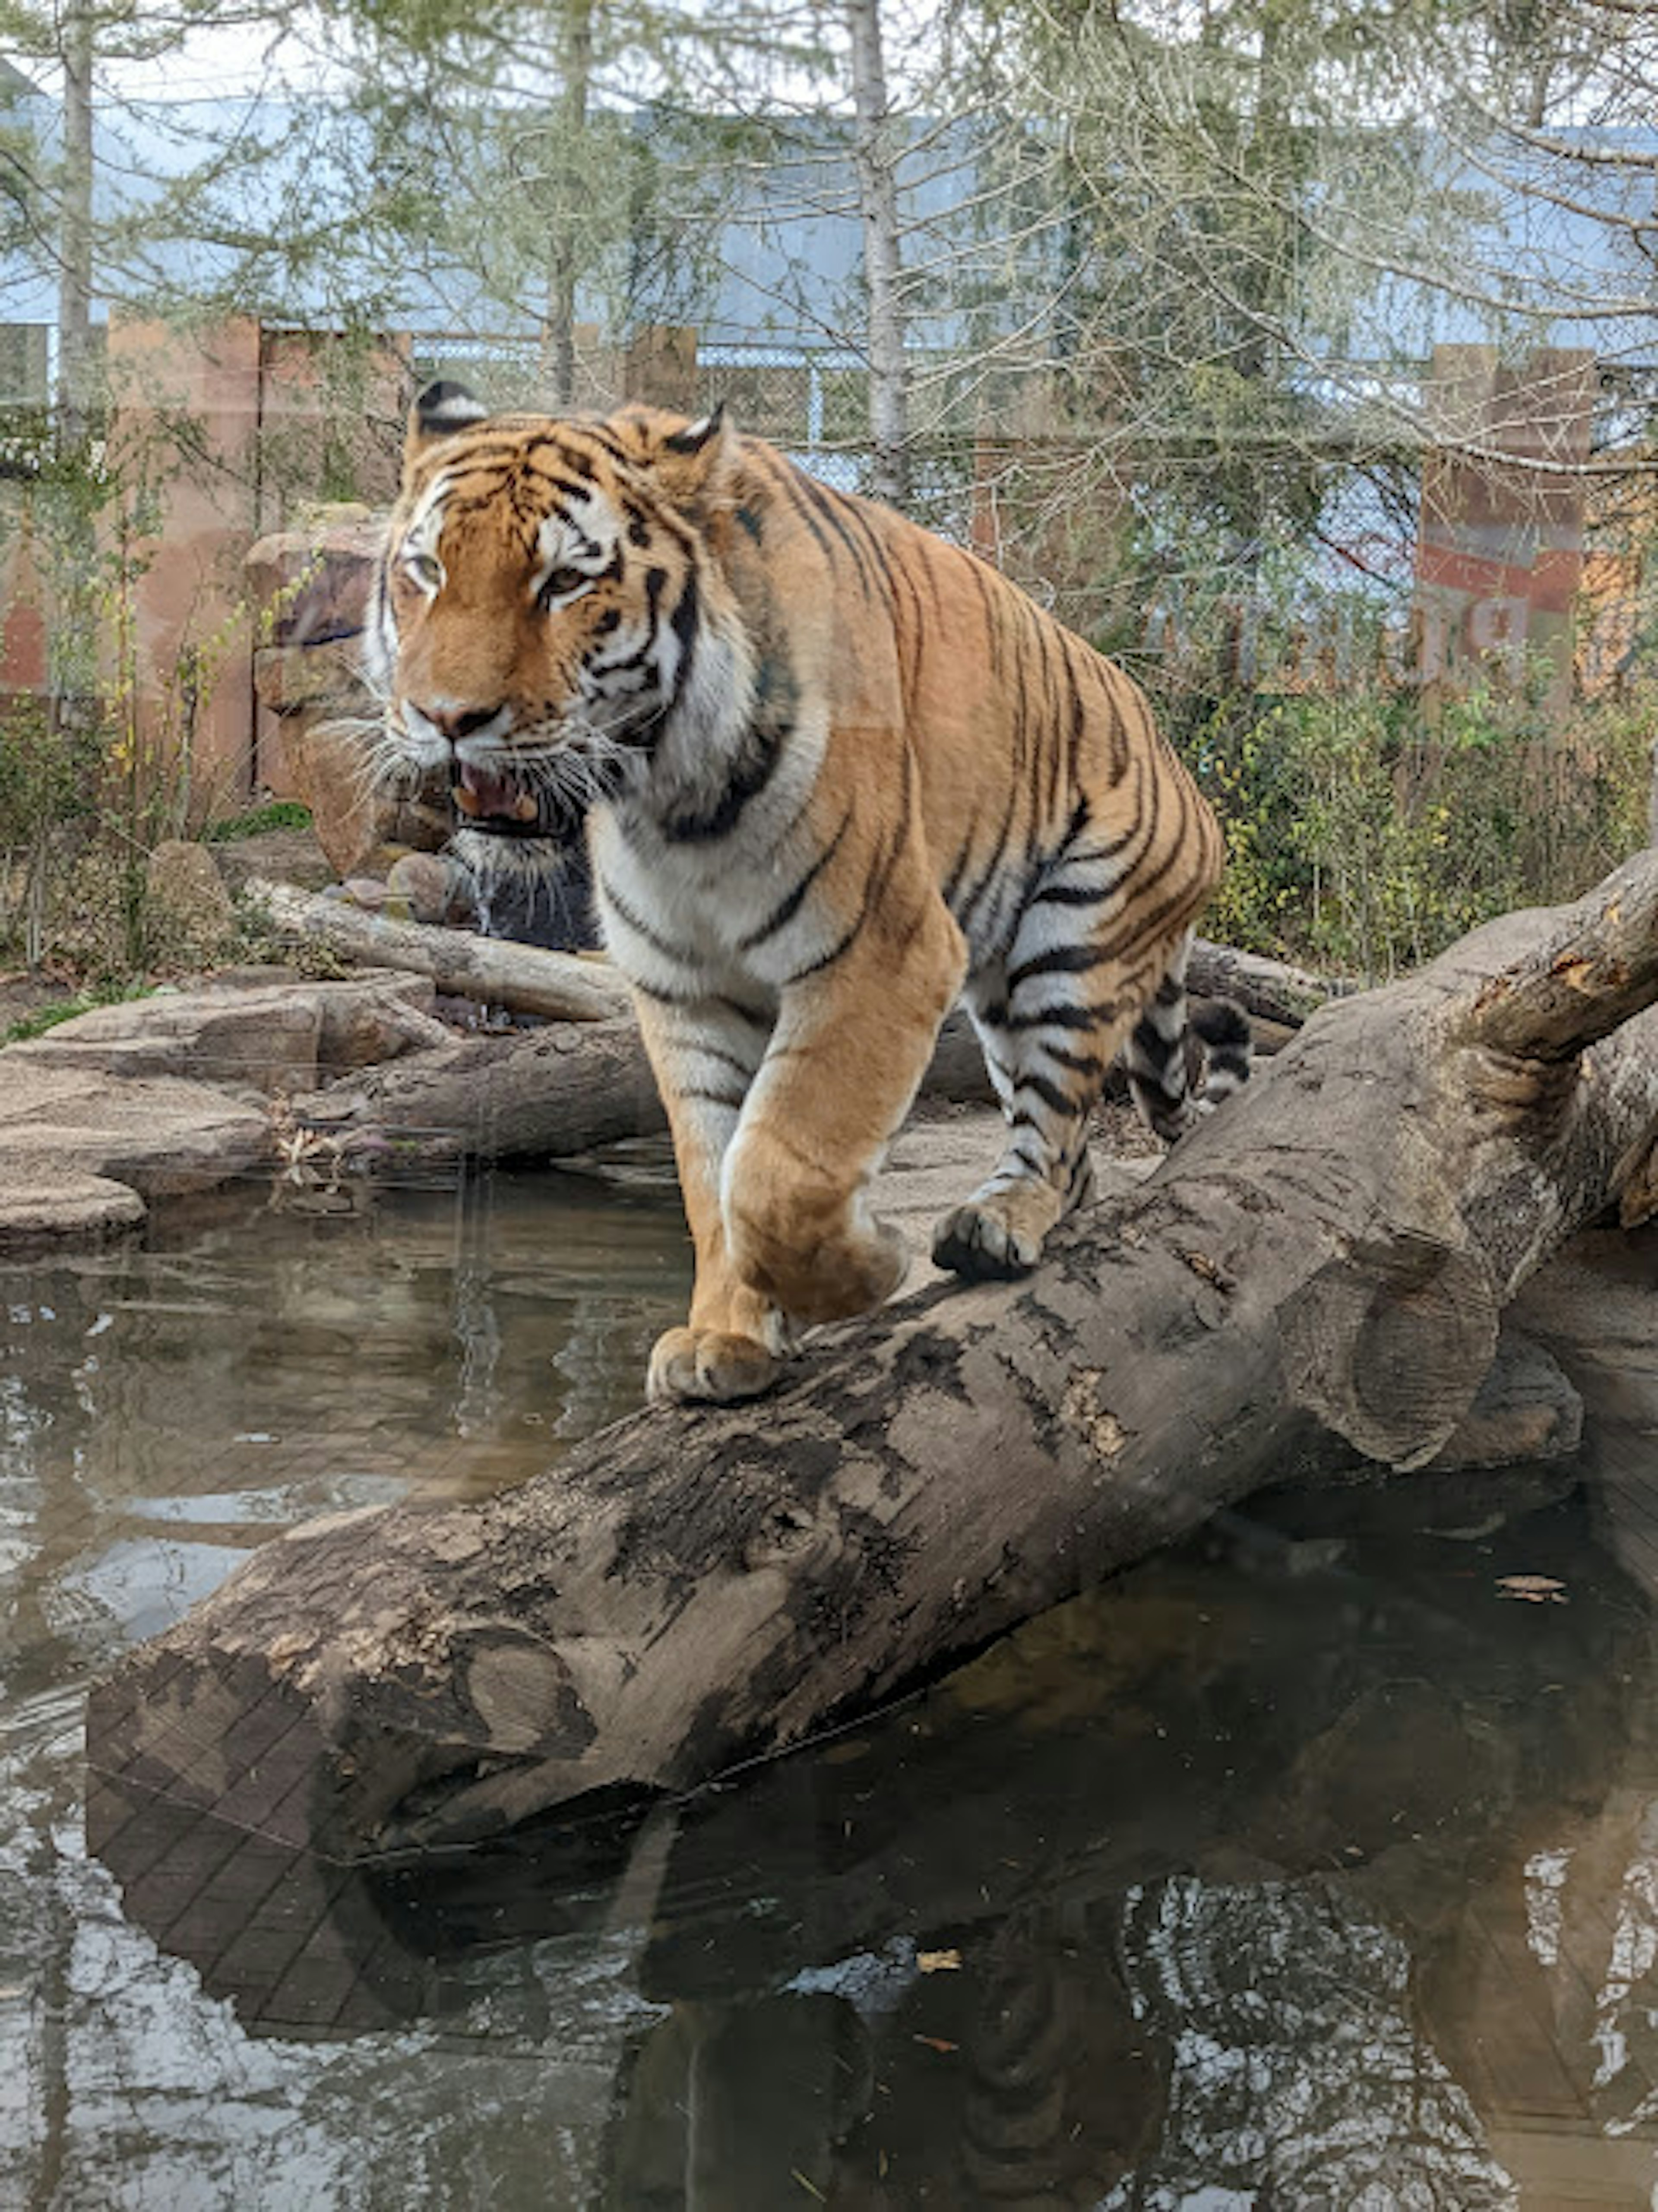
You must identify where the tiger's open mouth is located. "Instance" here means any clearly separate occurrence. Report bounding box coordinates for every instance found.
[452,761,555,839]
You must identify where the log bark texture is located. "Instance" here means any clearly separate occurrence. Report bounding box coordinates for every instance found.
[249,877,633,1024]
[89,851,1658,1861]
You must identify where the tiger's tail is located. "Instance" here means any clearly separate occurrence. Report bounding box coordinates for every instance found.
[1123,936,1253,1142]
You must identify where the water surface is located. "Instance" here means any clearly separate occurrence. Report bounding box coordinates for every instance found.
[5,1161,1658,2207]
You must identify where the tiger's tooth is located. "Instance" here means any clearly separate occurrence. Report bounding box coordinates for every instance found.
[512,791,539,823]
[454,784,481,817]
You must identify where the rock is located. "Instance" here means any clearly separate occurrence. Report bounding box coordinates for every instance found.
[1425,1330,1584,1471]
[253,639,370,715]
[386,851,465,925]
[211,826,336,896]
[278,716,450,882]
[244,516,380,647]
[247,518,456,882]
[12,972,448,1093]
[0,970,462,1250]
[145,840,235,965]
[0,1169,148,1245]
[0,1058,270,1245]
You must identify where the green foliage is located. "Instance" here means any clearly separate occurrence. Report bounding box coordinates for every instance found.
[1,978,155,1047]
[0,693,99,850]
[1189,674,1655,982]
[204,801,314,843]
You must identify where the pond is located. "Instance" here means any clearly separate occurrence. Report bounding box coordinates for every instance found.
[4,1156,1658,2208]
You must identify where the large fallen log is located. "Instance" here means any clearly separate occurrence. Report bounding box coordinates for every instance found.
[88,850,1658,1861]
[296,1004,1002,1164]
[294,975,1306,1165]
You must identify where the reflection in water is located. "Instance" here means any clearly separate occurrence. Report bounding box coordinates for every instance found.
[0,1160,690,2207]
[6,1165,1658,2205]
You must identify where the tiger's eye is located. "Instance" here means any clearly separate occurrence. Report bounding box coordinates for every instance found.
[538,566,587,608]
[402,549,443,592]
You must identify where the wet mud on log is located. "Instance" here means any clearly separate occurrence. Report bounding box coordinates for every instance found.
[87,849,1658,1860]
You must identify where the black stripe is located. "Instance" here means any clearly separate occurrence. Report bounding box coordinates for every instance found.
[566,424,634,465]
[1030,878,1117,909]
[1038,632,1065,831]
[668,568,700,706]
[791,468,878,593]
[663,720,788,844]
[845,499,899,593]
[678,1085,747,1110]
[1015,1070,1073,1118]
[866,748,918,914]
[1007,943,1117,994]
[634,980,770,1027]
[631,977,699,1008]
[538,470,601,509]
[600,877,688,964]
[688,1043,758,1080]
[738,810,851,951]
[785,903,868,984]
[1038,1042,1105,1079]
[759,454,836,563]
[1061,647,1087,786]
[591,567,670,681]
[940,825,978,911]
[952,775,1023,936]
[1005,1002,1111,1034]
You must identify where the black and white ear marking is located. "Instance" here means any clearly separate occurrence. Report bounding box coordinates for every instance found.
[405,380,491,470]
[417,380,490,437]
[664,403,727,456]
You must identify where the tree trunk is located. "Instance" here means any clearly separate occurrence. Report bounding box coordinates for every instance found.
[88,851,1658,1861]
[543,0,595,409]
[846,0,909,507]
[55,0,95,449]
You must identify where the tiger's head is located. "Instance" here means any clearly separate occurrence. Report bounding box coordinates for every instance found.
[367,380,756,871]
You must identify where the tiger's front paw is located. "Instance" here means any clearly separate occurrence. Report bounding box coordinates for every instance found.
[647,1326,779,1406]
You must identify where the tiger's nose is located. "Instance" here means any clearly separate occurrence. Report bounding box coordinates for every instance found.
[413,700,507,742]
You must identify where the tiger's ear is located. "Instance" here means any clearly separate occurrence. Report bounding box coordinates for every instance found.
[650,403,735,508]
[404,380,491,472]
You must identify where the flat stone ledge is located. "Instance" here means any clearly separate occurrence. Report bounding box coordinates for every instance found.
[0,1168,149,1245]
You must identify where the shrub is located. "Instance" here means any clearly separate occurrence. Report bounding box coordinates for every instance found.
[1186,674,1654,982]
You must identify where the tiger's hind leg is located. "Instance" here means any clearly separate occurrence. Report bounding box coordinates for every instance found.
[931,955,1112,1282]
[932,925,1196,1282]
[1123,935,1252,1139]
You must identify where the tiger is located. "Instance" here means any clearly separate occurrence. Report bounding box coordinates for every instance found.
[368,380,1249,1406]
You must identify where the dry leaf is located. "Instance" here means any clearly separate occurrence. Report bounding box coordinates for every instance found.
[912,2033,959,2054]
[1497,1574,1567,1604]
[918,1948,962,1973]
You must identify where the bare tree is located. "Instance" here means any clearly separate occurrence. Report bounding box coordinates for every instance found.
[846,0,908,501]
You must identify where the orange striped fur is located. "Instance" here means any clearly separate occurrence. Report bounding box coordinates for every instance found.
[371,383,1243,1403]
